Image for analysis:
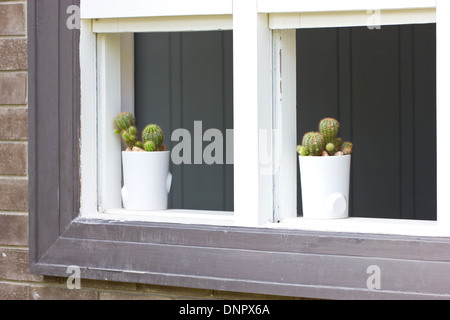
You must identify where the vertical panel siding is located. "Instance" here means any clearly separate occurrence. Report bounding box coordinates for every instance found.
[352,25,401,219]
[413,24,437,221]
[297,24,436,221]
[135,31,234,211]
[28,0,81,262]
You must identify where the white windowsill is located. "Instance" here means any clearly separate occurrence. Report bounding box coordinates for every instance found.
[82,209,449,238]
[84,209,236,226]
[267,217,447,238]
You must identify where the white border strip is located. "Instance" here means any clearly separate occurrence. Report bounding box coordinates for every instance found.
[92,15,233,33]
[81,0,232,19]
[258,0,436,14]
[269,9,436,30]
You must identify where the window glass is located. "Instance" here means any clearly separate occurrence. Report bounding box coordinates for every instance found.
[134,31,234,211]
[296,24,437,220]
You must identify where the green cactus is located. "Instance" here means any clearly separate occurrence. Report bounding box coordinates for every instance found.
[114,112,135,133]
[297,145,308,156]
[142,124,164,152]
[114,112,139,148]
[319,118,340,145]
[135,141,144,149]
[341,141,353,155]
[325,142,336,155]
[335,138,343,151]
[302,132,325,156]
[120,126,138,148]
[298,117,353,157]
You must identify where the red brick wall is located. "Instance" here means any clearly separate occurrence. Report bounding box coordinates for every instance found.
[0,0,300,300]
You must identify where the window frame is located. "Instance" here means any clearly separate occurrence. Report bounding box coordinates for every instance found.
[29,0,450,299]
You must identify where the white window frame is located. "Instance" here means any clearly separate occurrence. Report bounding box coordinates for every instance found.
[79,0,272,227]
[79,0,450,237]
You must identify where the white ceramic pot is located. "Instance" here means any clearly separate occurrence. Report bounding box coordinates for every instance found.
[299,155,351,219]
[121,151,172,211]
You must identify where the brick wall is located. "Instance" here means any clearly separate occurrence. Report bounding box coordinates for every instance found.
[0,0,299,300]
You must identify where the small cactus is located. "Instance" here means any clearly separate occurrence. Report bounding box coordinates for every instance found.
[297,145,308,156]
[121,126,138,148]
[335,138,343,151]
[114,112,135,133]
[142,124,164,152]
[114,112,138,148]
[325,142,336,155]
[135,141,144,149]
[302,132,325,156]
[341,141,353,155]
[319,118,340,145]
[144,140,156,152]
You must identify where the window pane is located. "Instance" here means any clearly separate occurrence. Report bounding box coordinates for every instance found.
[134,31,234,211]
[296,24,436,220]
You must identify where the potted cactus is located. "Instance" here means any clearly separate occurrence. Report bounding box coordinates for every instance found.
[297,118,353,220]
[114,112,172,211]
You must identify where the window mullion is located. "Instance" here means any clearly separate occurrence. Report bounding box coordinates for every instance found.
[273,29,297,223]
[232,0,273,226]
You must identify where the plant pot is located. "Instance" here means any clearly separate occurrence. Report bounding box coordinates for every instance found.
[299,155,351,220]
[121,151,172,211]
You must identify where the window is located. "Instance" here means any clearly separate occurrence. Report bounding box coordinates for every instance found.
[267,3,450,237]
[80,0,273,226]
[80,17,239,225]
[296,24,437,221]
[29,0,450,299]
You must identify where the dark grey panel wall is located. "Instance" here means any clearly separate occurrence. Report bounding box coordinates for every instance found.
[135,31,234,211]
[297,24,436,220]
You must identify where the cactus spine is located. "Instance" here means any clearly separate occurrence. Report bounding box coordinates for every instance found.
[142,124,164,152]
[302,132,325,156]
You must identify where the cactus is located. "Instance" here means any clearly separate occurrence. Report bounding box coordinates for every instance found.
[121,126,138,148]
[142,124,164,152]
[135,141,144,149]
[113,112,168,152]
[302,132,325,156]
[297,145,308,156]
[114,112,135,133]
[325,142,336,155]
[298,118,353,157]
[114,112,139,148]
[319,118,340,145]
[335,138,343,151]
[341,141,353,155]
